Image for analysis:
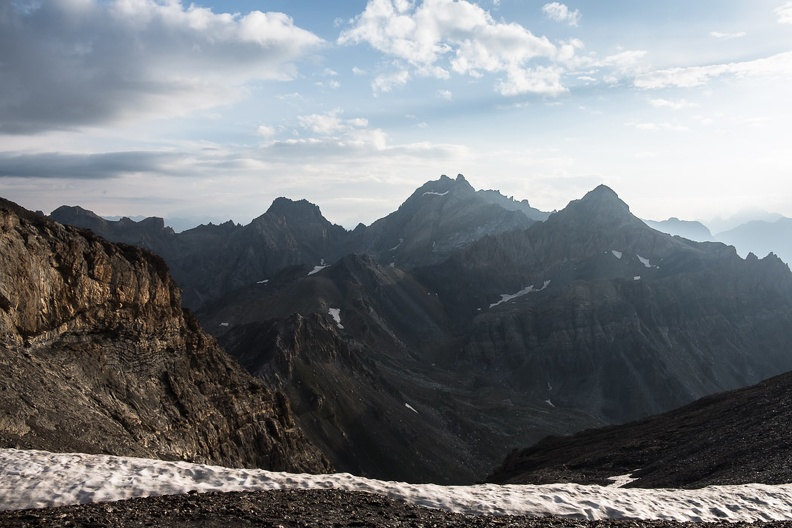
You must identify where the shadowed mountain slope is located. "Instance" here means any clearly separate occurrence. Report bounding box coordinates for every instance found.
[197,254,601,484]
[416,185,792,424]
[488,368,792,489]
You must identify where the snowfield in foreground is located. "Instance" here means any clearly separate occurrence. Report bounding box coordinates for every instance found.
[2,449,792,522]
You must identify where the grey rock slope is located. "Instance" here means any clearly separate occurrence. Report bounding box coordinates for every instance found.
[417,185,792,425]
[198,254,600,484]
[487,368,792,489]
[0,198,330,473]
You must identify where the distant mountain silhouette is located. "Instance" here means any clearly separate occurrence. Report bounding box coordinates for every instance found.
[643,217,713,242]
[715,216,792,267]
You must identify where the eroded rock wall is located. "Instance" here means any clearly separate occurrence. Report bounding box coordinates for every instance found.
[0,199,330,473]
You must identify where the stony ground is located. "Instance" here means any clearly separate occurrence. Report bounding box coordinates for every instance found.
[1,489,792,528]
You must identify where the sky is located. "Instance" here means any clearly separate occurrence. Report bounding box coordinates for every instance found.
[1,0,791,230]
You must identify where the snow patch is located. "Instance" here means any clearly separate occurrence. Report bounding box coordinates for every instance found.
[490,280,551,308]
[637,255,652,268]
[219,323,229,327]
[308,265,328,276]
[422,191,449,197]
[256,279,269,284]
[634,276,641,281]
[545,399,555,408]
[608,474,639,488]
[611,250,623,259]
[3,449,792,522]
[328,308,344,329]
[405,403,419,414]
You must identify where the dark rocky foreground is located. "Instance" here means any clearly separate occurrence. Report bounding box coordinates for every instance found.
[488,369,792,489]
[1,489,790,528]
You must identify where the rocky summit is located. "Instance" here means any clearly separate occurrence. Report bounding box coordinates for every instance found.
[0,198,330,473]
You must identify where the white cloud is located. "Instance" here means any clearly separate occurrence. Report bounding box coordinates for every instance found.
[709,31,746,39]
[372,70,411,92]
[649,98,697,110]
[436,89,453,100]
[315,80,342,89]
[541,3,581,26]
[340,0,561,95]
[256,125,276,137]
[496,65,566,96]
[777,2,792,24]
[0,0,322,134]
[635,51,792,89]
[293,111,374,144]
[626,121,689,132]
[298,111,346,134]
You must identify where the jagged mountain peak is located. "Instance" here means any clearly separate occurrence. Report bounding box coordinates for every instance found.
[408,173,475,202]
[264,197,326,222]
[578,184,628,210]
[50,204,102,219]
[548,184,639,230]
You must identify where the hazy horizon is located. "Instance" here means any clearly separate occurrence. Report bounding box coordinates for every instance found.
[1,1,791,228]
[54,175,789,235]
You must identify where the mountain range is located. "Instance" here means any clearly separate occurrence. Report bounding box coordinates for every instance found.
[45,175,792,485]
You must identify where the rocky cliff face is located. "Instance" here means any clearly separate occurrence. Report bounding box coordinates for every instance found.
[0,198,330,473]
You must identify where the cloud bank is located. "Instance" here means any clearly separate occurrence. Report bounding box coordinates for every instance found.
[0,0,322,134]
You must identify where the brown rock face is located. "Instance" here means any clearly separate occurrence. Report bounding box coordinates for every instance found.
[0,198,330,473]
